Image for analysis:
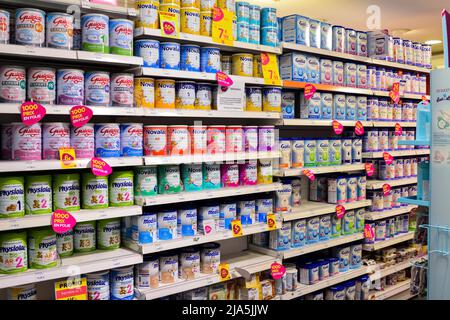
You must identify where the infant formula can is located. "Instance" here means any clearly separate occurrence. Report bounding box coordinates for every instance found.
[97,218,121,250]
[249,24,260,44]
[159,252,178,284]
[7,284,37,300]
[345,28,357,54]
[261,26,278,46]
[207,126,226,154]
[357,175,366,201]
[57,69,84,105]
[42,122,71,160]
[393,38,404,64]
[355,208,365,232]
[326,285,345,300]
[56,230,73,258]
[347,177,357,202]
[221,55,232,75]
[275,183,292,212]
[94,123,121,157]
[278,139,291,169]
[0,66,26,103]
[320,59,333,85]
[81,13,109,53]
[232,53,253,77]
[155,79,176,109]
[85,71,110,106]
[258,126,275,152]
[304,139,317,167]
[110,267,134,300]
[203,163,221,189]
[0,231,27,274]
[269,222,291,250]
[243,126,258,152]
[282,91,295,119]
[109,19,133,56]
[291,139,305,168]
[357,64,367,88]
[181,8,200,35]
[0,177,24,219]
[158,165,182,194]
[28,227,57,269]
[176,81,196,109]
[46,12,73,49]
[352,138,362,163]
[320,22,332,50]
[249,4,260,24]
[200,11,212,36]
[25,175,52,215]
[177,207,197,236]
[332,26,345,52]
[81,173,108,210]
[179,247,201,280]
[87,271,110,300]
[221,163,239,188]
[27,67,56,104]
[291,219,306,248]
[135,0,159,29]
[246,87,262,112]
[134,166,157,204]
[256,197,273,222]
[306,217,320,244]
[333,246,350,272]
[378,129,388,151]
[168,125,190,155]
[309,19,320,48]
[341,139,352,164]
[333,94,346,120]
[182,164,203,192]
[219,202,236,229]
[158,210,178,240]
[134,77,154,109]
[357,31,367,56]
[236,1,250,22]
[15,8,45,47]
[321,93,333,119]
[225,125,244,153]
[319,215,331,241]
[261,7,277,27]
[109,171,134,207]
[375,220,386,241]
[135,39,160,68]
[181,44,200,72]
[186,125,207,155]
[332,61,344,86]
[201,47,221,73]
[367,98,379,120]
[53,173,80,211]
[135,256,159,289]
[110,73,133,107]
[238,199,256,225]
[317,139,330,166]
[71,124,95,159]
[195,83,212,110]
[331,214,342,238]
[344,63,357,87]
[329,139,342,165]
[132,213,157,244]
[253,54,263,77]
[199,203,220,233]
[257,159,273,184]
[74,221,96,253]
[1,124,11,160]
[201,243,221,274]
[0,10,9,44]
[11,122,41,160]
[160,42,181,70]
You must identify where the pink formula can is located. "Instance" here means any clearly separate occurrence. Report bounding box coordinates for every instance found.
[239,161,257,186]
[168,125,190,156]
[221,163,240,188]
[225,125,244,153]
[1,124,12,160]
[111,73,134,107]
[144,125,168,156]
[27,67,56,104]
[189,125,207,155]
[258,126,276,152]
[71,123,95,159]
[207,126,226,155]
[11,122,42,160]
[0,66,26,103]
[243,126,258,152]
[43,122,71,160]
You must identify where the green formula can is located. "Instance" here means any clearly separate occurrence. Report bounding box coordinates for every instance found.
[25,175,52,215]
[109,171,134,207]
[0,230,27,274]
[158,165,182,194]
[0,176,25,218]
[28,227,58,269]
[97,218,121,250]
[74,221,96,253]
[53,174,80,211]
[82,173,109,209]
[134,166,158,205]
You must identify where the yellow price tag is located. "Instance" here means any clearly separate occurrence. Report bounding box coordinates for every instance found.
[212,7,233,45]
[261,53,282,85]
[159,12,179,38]
[267,213,277,230]
[59,148,76,169]
[219,263,231,281]
[55,277,87,300]
[231,219,243,237]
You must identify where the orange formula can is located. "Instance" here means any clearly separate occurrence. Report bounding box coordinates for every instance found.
[168,125,191,155]
[144,125,168,156]
[155,79,176,109]
[189,125,207,155]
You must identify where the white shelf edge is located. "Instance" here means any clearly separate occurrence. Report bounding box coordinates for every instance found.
[371,279,412,300]
[143,108,281,119]
[363,231,415,251]
[366,178,418,190]
[275,164,365,177]
[362,149,430,159]
[364,205,417,221]
[369,256,426,281]
[76,51,143,66]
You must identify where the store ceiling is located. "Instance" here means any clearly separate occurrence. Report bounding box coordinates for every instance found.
[259,0,448,54]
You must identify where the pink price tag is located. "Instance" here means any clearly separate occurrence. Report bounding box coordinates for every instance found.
[365,163,375,177]
[270,262,286,280]
[303,169,315,181]
[91,157,112,176]
[383,184,391,196]
[335,205,346,219]
[332,120,344,135]
[304,84,317,100]
[216,71,233,87]
[70,106,93,128]
[213,6,224,21]
[354,121,364,136]
[364,224,375,239]
[383,152,394,165]
[394,123,403,136]
[51,210,76,234]
[21,101,46,126]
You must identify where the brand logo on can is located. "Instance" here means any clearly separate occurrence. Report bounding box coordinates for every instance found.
[4,69,25,81]
[62,72,83,84]
[100,126,119,136]
[86,20,106,30]
[52,16,71,28]
[19,13,42,23]
[32,71,54,82]
[115,76,133,87]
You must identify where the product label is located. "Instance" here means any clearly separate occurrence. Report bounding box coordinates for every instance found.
[336,205,345,219]
[303,169,315,181]
[216,71,233,87]
[365,163,375,177]
[261,53,282,86]
[55,277,87,300]
[219,263,231,281]
[383,152,394,165]
[383,183,391,196]
[390,82,400,104]
[267,213,277,230]
[364,224,375,239]
[270,262,286,280]
[21,102,46,126]
[395,123,403,136]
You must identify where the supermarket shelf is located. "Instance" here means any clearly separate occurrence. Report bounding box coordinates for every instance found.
[283,200,372,222]
[364,205,417,221]
[76,51,143,66]
[362,149,430,158]
[140,183,282,206]
[370,279,412,300]
[134,27,282,55]
[366,177,418,190]
[249,233,364,259]
[0,157,144,172]
[398,140,430,146]
[144,151,279,166]
[279,119,371,127]
[0,206,142,231]
[126,221,281,255]
[275,164,365,177]
[0,248,143,289]
[371,57,430,73]
[143,108,281,119]
[281,267,369,300]
[387,290,418,300]
[368,256,427,281]
[282,81,373,95]
[398,196,430,207]
[372,90,429,100]
[371,121,417,128]
[135,250,278,300]
[363,231,415,251]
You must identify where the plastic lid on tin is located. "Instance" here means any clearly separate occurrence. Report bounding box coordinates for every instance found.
[202,46,221,50]
[160,42,181,46]
[81,12,109,19]
[180,247,200,254]
[95,123,120,126]
[264,86,282,90]
[359,275,369,282]
[111,266,134,273]
[201,242,220,250]
[87,270,110,277]
[176,81,196,85]
[343,280,356,287]
[168,125,188,128]
[18,7,46,15]
[181,44,200,48]
[144,125,167,128]
[329,285,345,291]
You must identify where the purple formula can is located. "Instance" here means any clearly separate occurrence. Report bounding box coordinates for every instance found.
[243,126,258,152]
[57,69,84,105]
[239,161,257,186]
[85,71,110,106]
[258,126,275,152]
[356,31,367,57]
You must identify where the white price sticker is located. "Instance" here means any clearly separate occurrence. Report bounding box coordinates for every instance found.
[35,271,46,281]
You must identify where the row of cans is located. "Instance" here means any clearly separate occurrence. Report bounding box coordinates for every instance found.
[363,129,416,152]
[366,98,418,122]
[365,215,411,243]
[368,186,417,213]
[365,158,422,181]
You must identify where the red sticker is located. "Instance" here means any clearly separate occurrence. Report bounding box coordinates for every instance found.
[91,157,112,176]
[354,121,364,136]
[260,52,270,66]
[70,106,93,128]
[303,169,315,181]
[270,262,286,280]
[390,82,400,104]
[394,123,403,136]
[304,84,317,100]
[383,152,394,165]
[52,210,76,234]
[216,71,233,87]
[336,205,346,219]
[364,224,375,239]
[383,183,391,196]
[213,7,224,21]
[21,101,46,126]
[365,163,375,177]
[162,21,175,35]
[332,120,344,135]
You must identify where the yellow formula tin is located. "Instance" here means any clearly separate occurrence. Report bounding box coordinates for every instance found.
[175,81,196,109]
[181,0,200,9]
[160,0,181,5]
[245,87,262,112]
[155,79,176,109]
[135,0,160,29]
[134,77,155,108]
[195,83,212,110]
[200,11,212,36]
[200,0,216,11]
[262,87,282,112]
[180,8,200,35]
[217,0,235,13]
[231,53,253,77]
[253,54,263,78]
[257,159,273,184]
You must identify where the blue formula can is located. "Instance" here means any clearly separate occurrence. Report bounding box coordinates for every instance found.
[308,19,320,48]
[81,13,109,53]
[181,163,203,192]
[94,123,121,158]
[181,44,200,72]
[333,246,350,273]
[200,47,221,73]
[249,5,260,25]
[332,25,345,53]
[249,24,260,44]
[134,39,160,68]
[85,71,110,106]
[220,202,237,230]
[15,8,46,47]
[334,94,346,120]
[306,217,320,244]
[269,222,291,250]
[291,219,306,248]
[177,207,197,237]
[256,198,273,223]
[132,213,157,244]
[120,123,143,157]
[237,21,249,42]
[261,7,277,28]
[319,215,331,241]
[110,267,134,300]
[56,69,85,105]
[238,200,256,225]
[261,27,278,47]
[320,22,332,50]
[281,91,295,119]
[46,12,74,49]
[87,271,110,300]
[236,2,250,23]
[109,19,134,56]
[350,244,362,269]
[160,42,181,70]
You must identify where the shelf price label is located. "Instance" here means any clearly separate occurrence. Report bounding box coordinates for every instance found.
[52,209,77,234]
[364,224,375,239]
[70,106,93,128]
[383,152,394,165]
[332,120,344,135]
[394,123,403,136]
[91,157,112,176]
[304,84,317,100]
[390,82,400,104]
[261,53,282,86]
[270,262,286,280]
[212,7,233,45]
[219,263,231,281]
[267,213,277,230]
[21,101,46,126]
[365,163,375,177]
[383,183,391,196]
[354,121,364,136]
[335,205,346,219]
[303,169,315,181]
[55,277,87,300]
[59,148,76,169]
[231,219,243,237]
[216,71,233,87]
[159,11,179,38]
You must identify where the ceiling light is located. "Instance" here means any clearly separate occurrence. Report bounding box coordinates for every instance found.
[425,40,442,45]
